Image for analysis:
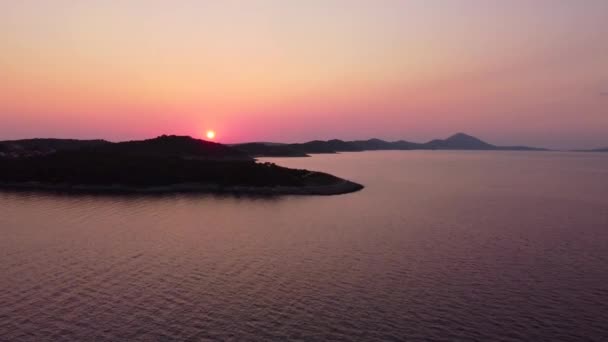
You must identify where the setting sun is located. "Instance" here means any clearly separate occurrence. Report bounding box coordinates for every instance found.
[206,130,216,140]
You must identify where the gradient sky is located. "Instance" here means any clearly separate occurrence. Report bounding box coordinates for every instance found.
[1,0,607,149]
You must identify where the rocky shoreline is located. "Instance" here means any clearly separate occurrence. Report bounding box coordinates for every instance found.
[0,178,364,196]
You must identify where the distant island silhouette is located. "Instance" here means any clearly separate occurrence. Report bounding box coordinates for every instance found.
[1,132,599,195]
[0,133,550,160]
[577,147,608,152]
[0,135,363,195]
[234,133,548,157]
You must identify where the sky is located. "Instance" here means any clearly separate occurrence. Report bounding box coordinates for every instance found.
[1,0,607,149]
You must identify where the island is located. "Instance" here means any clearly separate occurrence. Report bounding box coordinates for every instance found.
[231,133,548,157]
[0,135,363,195]
[576,147,608,152]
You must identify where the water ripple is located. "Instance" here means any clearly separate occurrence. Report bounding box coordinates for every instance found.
[1,152,608,341]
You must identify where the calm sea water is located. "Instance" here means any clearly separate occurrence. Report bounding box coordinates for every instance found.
[1,151,607,341]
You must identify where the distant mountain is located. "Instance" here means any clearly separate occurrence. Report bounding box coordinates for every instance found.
[326,139,363,152]
[421,133,496,150]
[237,133,545,157]
[351,138,414,150]
[1,133,547,160]
[234,143,309,157]
[288,138,421,154]
[578,147,608,152]
[393,140,423,149]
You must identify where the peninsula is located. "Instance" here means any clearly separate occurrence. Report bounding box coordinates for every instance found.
[0,135,363,195]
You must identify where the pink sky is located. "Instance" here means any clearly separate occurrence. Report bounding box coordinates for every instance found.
[1,1,607,149]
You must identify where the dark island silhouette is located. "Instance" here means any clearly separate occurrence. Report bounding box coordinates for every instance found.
[228,143,309,158]
[0,132,566,195]
[577,147,608,152]
[234,133,547,157]
[0,138,110,158]
[0,135,363,195]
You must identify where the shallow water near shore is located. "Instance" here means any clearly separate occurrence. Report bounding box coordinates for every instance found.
[1,151,608,341]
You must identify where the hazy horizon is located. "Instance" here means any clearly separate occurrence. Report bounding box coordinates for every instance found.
[1,1,607,149]
[0,131,595,151]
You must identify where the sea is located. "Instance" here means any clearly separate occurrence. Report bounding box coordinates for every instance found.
[1,151,607,341]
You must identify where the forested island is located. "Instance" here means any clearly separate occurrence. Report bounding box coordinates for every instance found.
[0,135,363,195]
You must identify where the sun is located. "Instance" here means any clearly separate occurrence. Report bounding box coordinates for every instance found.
[206,130,216,140]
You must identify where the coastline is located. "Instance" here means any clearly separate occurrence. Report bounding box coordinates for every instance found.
[0,179,364,196]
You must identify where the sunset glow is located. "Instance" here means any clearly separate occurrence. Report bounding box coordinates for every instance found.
[2,3,608,339]
[0,1,607,149]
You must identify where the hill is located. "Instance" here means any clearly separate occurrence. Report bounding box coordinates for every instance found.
[241,133,546,156]
[0,135,363,195]
[88,135,252,161]
[423,133,546,151]
[0,132,547,161]
[0,138,110,158]
[233,143,309,157]
[421,133,495,150]
[351,138,411,150]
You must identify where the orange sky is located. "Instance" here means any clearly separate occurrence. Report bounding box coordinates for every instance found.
[1,1,607,148]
